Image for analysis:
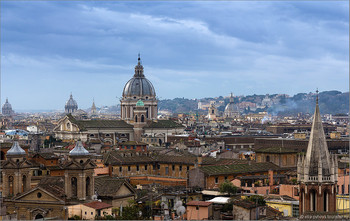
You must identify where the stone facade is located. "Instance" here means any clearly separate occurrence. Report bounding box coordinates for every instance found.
[297,94,338,215]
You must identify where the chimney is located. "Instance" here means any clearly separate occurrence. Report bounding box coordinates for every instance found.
[268,170,274,186]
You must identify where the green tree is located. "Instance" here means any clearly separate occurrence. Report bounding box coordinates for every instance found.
[219,181,237,196]
[245,195,266,206]
[117,200,141,220]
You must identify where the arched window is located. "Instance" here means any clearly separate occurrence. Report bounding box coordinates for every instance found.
[323,190,328,212]
[35,214,44,220]
[71,177,77,197]
[0,151,5,160]
[22,175,27,192]
[266,156,270,162]
[86,177,91,198]
[135,115,138,122]
[66,122,71,130]
[9,176,14,195]
[310,189,316,211]
[141,115,145,122]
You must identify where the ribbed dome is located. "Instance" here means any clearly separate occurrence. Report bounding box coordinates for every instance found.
[69,141,90,156]
[65,94,78,109]
[2,98,12,110]
[122,56,156,98]
[225,102,239,113]
[7,141,26,156]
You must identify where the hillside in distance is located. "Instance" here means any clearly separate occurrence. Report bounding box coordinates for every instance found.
[158,91,349,116]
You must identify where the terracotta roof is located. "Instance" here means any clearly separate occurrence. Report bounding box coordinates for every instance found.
[186,201,212,207]
[84,201,112,210]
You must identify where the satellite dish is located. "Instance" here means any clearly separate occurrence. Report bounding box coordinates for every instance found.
[176,206,186,216]
[161,202,168,210]
[174,200,183,210]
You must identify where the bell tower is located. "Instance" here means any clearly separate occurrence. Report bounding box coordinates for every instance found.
[2,141,32,197]
[297,90,338,215]
[63,141,96,201]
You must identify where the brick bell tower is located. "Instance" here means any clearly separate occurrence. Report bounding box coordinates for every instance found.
[297,90,338,215]
[63,141,96,201]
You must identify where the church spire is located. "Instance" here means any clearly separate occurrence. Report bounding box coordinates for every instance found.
[300,89,334,182]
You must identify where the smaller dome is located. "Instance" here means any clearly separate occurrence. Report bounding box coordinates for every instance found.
[2,98,12,109]
[136,100,144,107]
[69,141,90,156]
[7,141,26,156]
[65,94,78,110]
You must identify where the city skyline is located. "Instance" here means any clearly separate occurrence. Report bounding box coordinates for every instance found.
[1,1,349,110]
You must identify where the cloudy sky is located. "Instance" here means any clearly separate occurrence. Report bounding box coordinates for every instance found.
[1,1,348,111]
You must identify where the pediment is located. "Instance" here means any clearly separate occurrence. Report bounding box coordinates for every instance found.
[14,187,64,203]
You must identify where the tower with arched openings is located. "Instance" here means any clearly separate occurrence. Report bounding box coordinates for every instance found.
[63,141,96,200]
[1,141,32,197]
[297,91,338,215]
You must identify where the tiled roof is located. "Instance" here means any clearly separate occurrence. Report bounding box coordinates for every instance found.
[84,201,112,210]
[95,176,134,197]
[255,146,298,154]
[67,114,133,131]
[38,176,66,200]
[144,120,184,129]
[187,201,212,207]
[120,141,148,146]
[104,150,243,166]
[36,153,59,160]
[232,199,257,209]
[199,162,282,176]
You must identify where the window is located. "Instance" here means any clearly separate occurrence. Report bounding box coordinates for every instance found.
[153,165,156,170]
[136,165,139,171]
[179,166,182,171]
[165,167,169,175]
[145,165,148,170]
[196,206,199,210]
[187,166,190,170]
[90,134,94,137]
[157,164,160,169]
[105,134,110,137]
[172,165,175,171]
[224,176,228,181]
[91,212,93,215]
[128,166,131,171]
[37,192,42,198]
[215,177,219,184]
[85,212,87,215]
[119,167,122,172]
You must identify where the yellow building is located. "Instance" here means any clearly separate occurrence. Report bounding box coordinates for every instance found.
[265,195,299,217]
[337,195,350,216]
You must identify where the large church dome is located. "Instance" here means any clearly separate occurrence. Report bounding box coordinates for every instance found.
[122,56,156,98]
